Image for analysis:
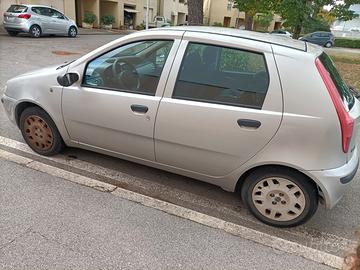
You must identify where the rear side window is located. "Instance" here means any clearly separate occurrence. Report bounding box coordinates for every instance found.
[173,43,269,109]
[319,53,354,110]
[7,5,27,13]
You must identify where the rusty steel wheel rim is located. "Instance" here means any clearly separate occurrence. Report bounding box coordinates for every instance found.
[23,115,54,151]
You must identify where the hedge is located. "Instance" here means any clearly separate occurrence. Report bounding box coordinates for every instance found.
[334,38,360,49]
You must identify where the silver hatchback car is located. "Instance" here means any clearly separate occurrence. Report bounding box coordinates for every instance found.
[3,4,78,38]
[2,27,359,227]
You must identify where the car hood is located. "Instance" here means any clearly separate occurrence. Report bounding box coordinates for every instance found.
[4,64,68,99]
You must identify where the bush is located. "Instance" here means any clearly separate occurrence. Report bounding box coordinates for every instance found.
[135,24,145,30]
[334,38,360,48]
[101,15,115,26]
[212,22,223,27]
[83,12,96,24]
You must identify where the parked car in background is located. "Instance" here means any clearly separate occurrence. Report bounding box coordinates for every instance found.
[270,30,292,38]
[299,31,335,47]
[148,16,170,28]
[2,27,359,228]
[3,4,78,38]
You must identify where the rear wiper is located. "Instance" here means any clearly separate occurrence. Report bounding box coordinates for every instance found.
[349,85,360,99]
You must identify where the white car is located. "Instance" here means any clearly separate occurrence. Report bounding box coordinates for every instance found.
[2,27,359,227]
[270,30,292,38]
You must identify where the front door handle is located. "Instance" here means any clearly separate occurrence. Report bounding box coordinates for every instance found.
[237,119,261,129]
[131,104,148,114]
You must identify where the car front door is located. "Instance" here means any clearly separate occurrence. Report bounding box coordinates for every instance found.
[62,37,181,161]
[48,9,68,34]
[154,33,283,177]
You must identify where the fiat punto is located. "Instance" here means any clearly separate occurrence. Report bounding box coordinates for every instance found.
[2,27,359,227]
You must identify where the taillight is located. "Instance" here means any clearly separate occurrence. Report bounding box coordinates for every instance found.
[18,14,31,19]
[315,58,354,153]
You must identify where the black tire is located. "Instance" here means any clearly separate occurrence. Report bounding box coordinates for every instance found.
[29,25,41,38]
[241,167,318,228]
[68,26,77,38]
[325,41,333,48]
[7,30,18,36]
[20,107,65,156]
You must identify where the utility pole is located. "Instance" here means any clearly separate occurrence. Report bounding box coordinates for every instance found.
[146,0,150,29]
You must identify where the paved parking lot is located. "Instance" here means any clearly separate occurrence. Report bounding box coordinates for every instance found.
[0,33,359,268]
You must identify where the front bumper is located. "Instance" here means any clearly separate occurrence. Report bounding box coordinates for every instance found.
[308,147,359,209]
[1,93,17,125]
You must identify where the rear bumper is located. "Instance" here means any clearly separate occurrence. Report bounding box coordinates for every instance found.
[3,21,31,33]
[307,147,359,209]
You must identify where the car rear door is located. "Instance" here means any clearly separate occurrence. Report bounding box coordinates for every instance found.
[154,32,283,177]
[62,32,182,161]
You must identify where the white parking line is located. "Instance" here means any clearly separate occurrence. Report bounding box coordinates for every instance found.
[0,136,345,269]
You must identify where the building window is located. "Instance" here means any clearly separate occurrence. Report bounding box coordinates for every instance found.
[227,0,233,11]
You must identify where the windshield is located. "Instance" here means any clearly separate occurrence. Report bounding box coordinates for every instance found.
[319,53,355,110]
[7,5,27,13]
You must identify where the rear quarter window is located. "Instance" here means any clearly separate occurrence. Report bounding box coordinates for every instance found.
[319,53,354,110]
[7,5,27,13]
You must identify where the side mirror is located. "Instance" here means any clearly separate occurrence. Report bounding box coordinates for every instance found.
[57,73,79,87]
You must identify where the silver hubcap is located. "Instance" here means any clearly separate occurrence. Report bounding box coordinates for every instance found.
[70,28,76,36]
[32,27,40,37]
[252,177,306,222]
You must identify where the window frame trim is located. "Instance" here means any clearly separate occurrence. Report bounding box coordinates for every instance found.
[171,41,270,110]
[81,39,175,97]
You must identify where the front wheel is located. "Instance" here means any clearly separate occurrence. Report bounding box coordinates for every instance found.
[241,167,318,227]
[20,107,65,156]
[68,26,77,38]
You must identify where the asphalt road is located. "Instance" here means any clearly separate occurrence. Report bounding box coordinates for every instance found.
[0,159,333,269]
[0,33,359,263]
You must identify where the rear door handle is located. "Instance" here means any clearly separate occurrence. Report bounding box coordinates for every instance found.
[237,119,261,129]
[131,104,148,114]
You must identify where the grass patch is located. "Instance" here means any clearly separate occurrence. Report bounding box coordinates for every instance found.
[326,51,360,89]
[335,38,360,49]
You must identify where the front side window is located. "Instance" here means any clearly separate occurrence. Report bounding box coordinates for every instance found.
[83,40,174,95]
[50,9,65,19]
[173,43,269,109]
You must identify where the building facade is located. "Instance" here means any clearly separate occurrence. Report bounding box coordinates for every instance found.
[0,0,160,29]
[203,0,282,31]
[158,0,188,25]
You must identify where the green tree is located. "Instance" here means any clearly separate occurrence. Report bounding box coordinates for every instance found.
[233,0,272,30]
[272,0,360,39]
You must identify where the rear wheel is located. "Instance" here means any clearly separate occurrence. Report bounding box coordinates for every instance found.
[20,107,64,156]
[241,167,318,227]
[325,41,333,48]
[7,30,18,36]
[29,25,41,38]
[68,26,77,38]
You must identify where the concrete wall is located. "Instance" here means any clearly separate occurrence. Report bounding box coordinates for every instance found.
[159,0,188,26]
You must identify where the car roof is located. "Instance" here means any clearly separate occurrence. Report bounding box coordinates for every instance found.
[150,26,307,51]
[12,4,55,9]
